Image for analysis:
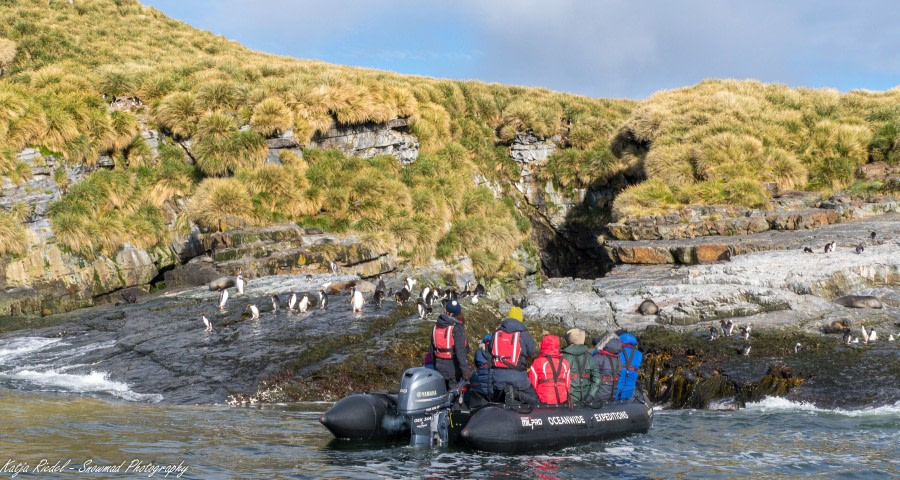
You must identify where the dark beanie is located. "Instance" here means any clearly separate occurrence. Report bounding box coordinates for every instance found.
[446,300,462,315]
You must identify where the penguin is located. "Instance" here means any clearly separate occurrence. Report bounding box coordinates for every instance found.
[298,293,309,313]
[861,326,870,344]
[868,327,878,342]
[741,325,751,341]
[870,231,876,241]
[270,294,280,313]
[288,292,297,312]
[395,286,411,305]
[421,286,431,305]
[236,274,245,295]
[855,244,864,254]
[471,293,480,305]
[417,297,427,320]
[824,241,836,253]
[318,290,328,310]
[707,325,719,341]
[350,286,364,313]
[329,260,339,274]
[202,315,213,332]
[803,247,814,253]
[218,289,229,312]
[794,343,802,353]
[720,319,734,337]
[245,304,260,320]
[475,283,485,296]
[373,290,385,308]
[305,274,314,281]
[850,337,859,344]
[376,278,386,295]
[740,344,751,356]
[842,328,852,345]
[424,287,436,307]
[889,334,895,342]
[405,277,416,292]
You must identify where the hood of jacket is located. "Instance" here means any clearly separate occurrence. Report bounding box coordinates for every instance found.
[619,332,638,346]
[436,313,461,328]
[600,337,623,355]
[562,343,590,356]
[539,335,561,357]
[498,318,527,333]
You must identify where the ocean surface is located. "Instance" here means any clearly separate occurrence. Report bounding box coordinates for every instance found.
[0,378,897,478]
[1,327,899,478]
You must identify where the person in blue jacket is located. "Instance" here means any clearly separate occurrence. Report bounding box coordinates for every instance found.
[615,332,643,400]
[470,335,493,395]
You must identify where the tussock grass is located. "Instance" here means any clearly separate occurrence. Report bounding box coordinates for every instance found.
[0,209,29,256]
[187,177,255,231]
[611,79,900,219]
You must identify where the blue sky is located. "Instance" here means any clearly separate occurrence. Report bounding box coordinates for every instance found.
[142,0,900,99]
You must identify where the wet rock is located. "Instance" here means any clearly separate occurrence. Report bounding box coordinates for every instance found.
[508,132,558,165]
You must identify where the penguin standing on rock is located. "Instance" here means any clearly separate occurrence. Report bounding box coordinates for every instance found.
[794,343,803,353]
[395,286,411,305]
[202,315,213,332]
[416,297,427,320]
[329,260,339,274]
[803,247,814,253]
[855,244,865,254]
[245,304,260,320]
[236,274,245,295]
[740,344,751,356]
[288,292,297,312]
[218,289,229,312]
[270,294,280,313]
[298,293,309,313]
[707,325,719,341]
[350,286,364,313]
[318,290,328,310]
[373,290,385,308]
[842,328,852,345]
[741,325,752,341]
[870,231,876,241]
[824,241,836,253]
[720,319,735,337]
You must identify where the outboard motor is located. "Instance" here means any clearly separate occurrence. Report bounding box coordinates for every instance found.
[396,367,459,447]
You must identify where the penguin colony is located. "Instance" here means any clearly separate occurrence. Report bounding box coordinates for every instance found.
[201,270,486,333]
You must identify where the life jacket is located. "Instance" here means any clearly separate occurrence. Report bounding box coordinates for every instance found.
[532,355,570,404]
[594,350,621,401]
[616,341,643,400]
[433,325,455,359]
[491,330,524,370]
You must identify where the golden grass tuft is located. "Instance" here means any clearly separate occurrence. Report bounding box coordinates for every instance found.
[154,91,201,139]
[187,177,255,231]
[0,209,29,257]
[250,97,292,137]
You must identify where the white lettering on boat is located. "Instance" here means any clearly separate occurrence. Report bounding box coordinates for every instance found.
[520,417,543,429]
[593,411,629,422]
[547,415,586,426]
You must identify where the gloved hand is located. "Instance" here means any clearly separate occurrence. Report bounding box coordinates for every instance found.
[462,370,473,380]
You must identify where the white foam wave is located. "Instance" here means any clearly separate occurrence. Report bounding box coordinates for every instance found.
[4,369,163,403]
[0,337,62,364]
[745,396,900,416]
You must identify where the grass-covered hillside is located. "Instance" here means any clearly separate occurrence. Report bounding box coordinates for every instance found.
[0,0,632,277]
[612,80,900,218]
[0,0,898,274]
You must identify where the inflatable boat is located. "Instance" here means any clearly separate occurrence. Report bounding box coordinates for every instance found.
[319,367,653,453]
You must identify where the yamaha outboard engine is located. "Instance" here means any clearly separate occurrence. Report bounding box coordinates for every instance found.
[396,367,457,446]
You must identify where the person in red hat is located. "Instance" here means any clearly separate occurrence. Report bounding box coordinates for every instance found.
[528,335,571,405]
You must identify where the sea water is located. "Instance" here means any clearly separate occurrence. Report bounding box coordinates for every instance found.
[0,388,896,479]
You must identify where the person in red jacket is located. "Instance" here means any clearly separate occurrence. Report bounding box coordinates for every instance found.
[528,335,571,404]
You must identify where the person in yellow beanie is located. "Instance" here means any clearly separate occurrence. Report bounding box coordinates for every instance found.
[488,305,538,405]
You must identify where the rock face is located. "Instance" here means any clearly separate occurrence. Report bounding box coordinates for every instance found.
[509,132,558,165]
[606,212,900,266]
[0,148,94,246]
[309,118,418,165]
[526,217,899,333]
